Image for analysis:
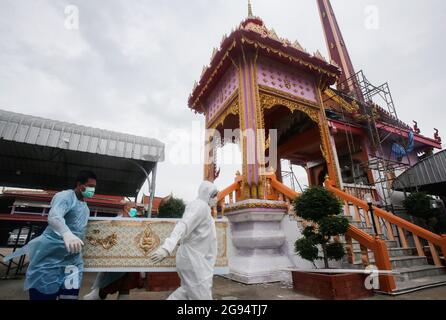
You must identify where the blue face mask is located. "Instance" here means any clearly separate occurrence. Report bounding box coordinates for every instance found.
[81,187,95,198]
[129,208,138,217]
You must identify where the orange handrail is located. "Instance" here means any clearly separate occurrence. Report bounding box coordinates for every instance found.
[325,178,446,255]
[264,172,300,201]
[269,174,396,292]
[212,175,242,217]
[345,225,396,292]
[216,173,397,292]
[217,181,240,202]
[270,177,299,199]
[346,225,375,248]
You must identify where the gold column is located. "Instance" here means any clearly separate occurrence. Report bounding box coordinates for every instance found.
[317,85,342,187]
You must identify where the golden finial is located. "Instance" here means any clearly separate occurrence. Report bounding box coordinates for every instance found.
[248,0,254,17]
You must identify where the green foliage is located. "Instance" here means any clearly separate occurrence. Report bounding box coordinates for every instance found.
[325,242,345,261]
[157,197,186,219]
[403,192,438,221]
[294,187,342,221]
[433,217,446,234]
[318,216,350,238]
[294,238,319,262]
[293,187,349,268]
[403,192,444,233]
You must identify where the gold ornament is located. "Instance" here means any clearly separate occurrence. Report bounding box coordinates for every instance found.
[225,201,289,213]
[86,232,118,250]
[259,92,320,124]
[135,226,160,256]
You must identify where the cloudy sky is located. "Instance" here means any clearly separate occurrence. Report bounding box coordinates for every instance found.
[1,0,445,201]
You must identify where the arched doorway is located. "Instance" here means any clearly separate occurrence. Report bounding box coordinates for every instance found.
[262,103,327,188]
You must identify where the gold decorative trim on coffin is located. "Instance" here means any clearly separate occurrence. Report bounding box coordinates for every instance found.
[86,232,118,250]
[83,219,228,271]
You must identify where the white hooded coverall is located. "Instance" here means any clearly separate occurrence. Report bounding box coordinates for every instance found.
[161,181,218,300]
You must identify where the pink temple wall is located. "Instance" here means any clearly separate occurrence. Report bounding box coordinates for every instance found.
[379,141,419,166]
[205,66,239,123]
[257,57,318,103]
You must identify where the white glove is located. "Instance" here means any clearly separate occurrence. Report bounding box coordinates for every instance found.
[149,247,169,264]
[63,231,84,254]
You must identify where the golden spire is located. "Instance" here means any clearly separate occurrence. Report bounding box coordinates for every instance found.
[248,0,254,17]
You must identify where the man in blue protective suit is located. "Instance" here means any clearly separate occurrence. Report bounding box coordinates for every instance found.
[4,170,97,300]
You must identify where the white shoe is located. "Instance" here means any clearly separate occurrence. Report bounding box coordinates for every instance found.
[83,288,101,300]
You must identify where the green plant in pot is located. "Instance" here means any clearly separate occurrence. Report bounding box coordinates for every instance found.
[293,187,350,269]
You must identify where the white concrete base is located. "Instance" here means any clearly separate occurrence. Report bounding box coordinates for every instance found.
[225,200,295,284]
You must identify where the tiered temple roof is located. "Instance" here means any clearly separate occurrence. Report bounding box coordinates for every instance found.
[188,10,341,112]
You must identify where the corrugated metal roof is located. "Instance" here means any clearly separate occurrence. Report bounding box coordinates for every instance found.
[0,109,164,162]
[0,109,165,196]
[392,149,446,196]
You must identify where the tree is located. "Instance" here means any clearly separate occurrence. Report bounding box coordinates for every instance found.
[293,187,349,269]
[403,192,442,232]
[157,197,186,219]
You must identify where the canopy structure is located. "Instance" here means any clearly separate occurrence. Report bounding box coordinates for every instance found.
[392,149,446,196]
[0,109,165,203]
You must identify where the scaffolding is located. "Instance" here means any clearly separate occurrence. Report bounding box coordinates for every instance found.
[281,160,304,192]
[332,70,415,209]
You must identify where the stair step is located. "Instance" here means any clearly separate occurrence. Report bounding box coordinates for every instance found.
[352,248,416,260]
[348,256,428,269]
[360,227,374,234]
[386,240,399,249]
[395,265,446,281]
[349,220,365,228]
[390,256,429,269]
[343,240,399,251]
[393,275,446,294]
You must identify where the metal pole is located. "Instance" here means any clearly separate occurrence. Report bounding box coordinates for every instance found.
[15,223,33,277]
[148,162,158,218]
[368,202,379,237]
[129,160,152,217]
[5,225,23,279]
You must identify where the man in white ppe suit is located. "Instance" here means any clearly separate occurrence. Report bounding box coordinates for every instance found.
[150,181,219,300]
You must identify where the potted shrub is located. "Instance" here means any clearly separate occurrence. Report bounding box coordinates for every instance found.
[291,187,373,300]
[146,196,185,292]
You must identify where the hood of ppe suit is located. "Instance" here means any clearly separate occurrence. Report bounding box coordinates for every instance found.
[197,181,218,205]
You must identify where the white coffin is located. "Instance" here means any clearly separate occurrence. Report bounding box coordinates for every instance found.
[83,217,229,274]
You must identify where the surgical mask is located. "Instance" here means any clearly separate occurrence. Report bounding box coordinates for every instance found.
[129,208,138,217]
[209,197,218,207]
[81,187,95,198]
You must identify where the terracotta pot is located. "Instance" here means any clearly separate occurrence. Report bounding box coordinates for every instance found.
[292,271,373,300]
[146,272,181,292]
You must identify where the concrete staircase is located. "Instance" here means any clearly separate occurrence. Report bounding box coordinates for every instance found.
[342,217,446,294]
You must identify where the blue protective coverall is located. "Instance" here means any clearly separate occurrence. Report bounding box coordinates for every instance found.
[4,190,90,294]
